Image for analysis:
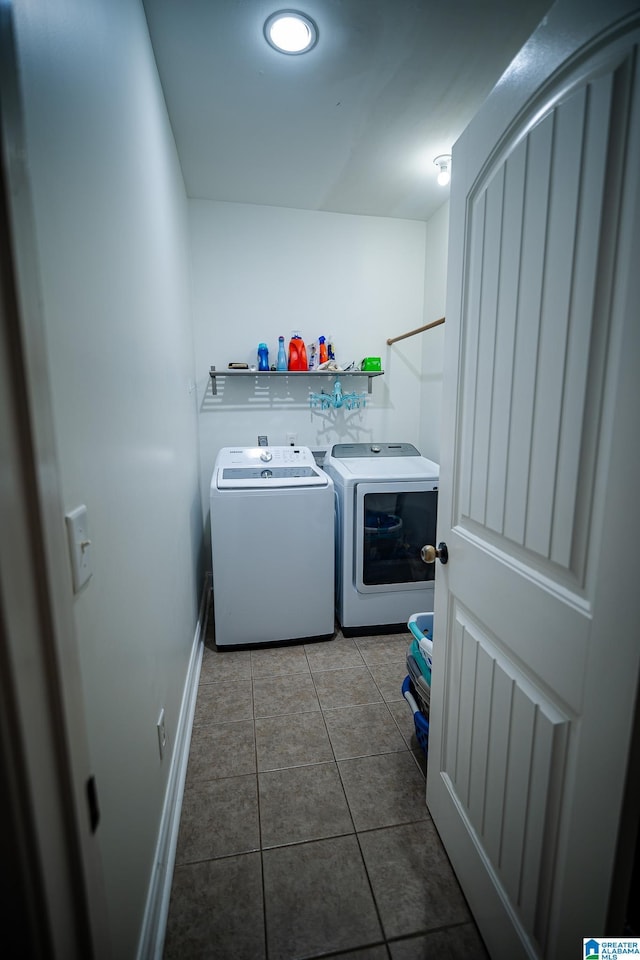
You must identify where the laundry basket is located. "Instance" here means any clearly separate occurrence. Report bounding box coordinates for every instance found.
[403,612,433,756]
[406,611,433,713]
[408,611,433,649]
[402,676,429,755]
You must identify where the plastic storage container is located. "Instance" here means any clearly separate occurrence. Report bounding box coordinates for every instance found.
[361,356,382,371]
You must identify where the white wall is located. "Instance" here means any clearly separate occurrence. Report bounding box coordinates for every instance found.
[190,199,431,525]
[12,0,201,955]
[420,200,449,464]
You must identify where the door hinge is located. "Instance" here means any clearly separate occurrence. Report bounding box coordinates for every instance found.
[86,775,100,834]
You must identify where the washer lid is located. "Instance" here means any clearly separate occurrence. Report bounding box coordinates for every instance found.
[329,457,439,481]
[325,442,439,481]
[331,442,420,458]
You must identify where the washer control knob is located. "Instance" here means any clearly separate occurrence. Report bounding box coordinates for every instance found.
[261,469,273,479]
[371,445,381,453]
[260,451,273,462]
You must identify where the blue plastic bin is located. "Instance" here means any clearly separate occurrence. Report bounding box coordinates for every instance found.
[402,675,429,756]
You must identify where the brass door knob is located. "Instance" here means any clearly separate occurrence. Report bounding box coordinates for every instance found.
[421,542,449,565]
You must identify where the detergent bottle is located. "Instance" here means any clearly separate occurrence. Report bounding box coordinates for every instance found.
[257,342,269,371]
[288,332,308,371]
[318,335,328,365]
[276,336,287,371]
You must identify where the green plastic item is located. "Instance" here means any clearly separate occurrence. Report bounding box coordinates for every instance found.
[361,357,382,371]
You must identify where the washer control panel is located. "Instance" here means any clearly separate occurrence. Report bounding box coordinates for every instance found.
[223,466,318,480]
[331,442,421,459]
[214,446,330,489]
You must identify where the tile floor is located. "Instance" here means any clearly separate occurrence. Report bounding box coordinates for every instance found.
[163,605,489,959]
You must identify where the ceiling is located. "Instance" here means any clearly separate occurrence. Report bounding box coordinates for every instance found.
[142,0,552,222]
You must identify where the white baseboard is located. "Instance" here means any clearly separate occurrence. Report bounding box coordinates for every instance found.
[136,576,210,960]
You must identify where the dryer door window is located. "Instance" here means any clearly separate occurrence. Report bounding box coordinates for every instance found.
[355,481,438,593]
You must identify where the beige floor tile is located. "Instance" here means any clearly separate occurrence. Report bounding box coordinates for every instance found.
[255,711,333,770]
[387,698,418,748]
[192,679,253,725]
[258,761,354,847]
[388,924,490,959]
[175,775,259,863]
[305,636,365,671]
[253,672,320,717]
[185,719,256,782]
[338,752,429,831]
[263,835,382,960]
[359,821,470,939]
[250,642,311,678]
[368,660,407,701]
[355,633,410,665]
[312,665,383,709]
[163,853,265,959]
[199,644,251,682]
[324,702,407,760]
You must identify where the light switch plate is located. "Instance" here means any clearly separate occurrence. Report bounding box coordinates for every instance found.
[65,504,92,592]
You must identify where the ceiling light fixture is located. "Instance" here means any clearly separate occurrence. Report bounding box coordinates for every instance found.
[264,10,318,55]
[433,154,452,187]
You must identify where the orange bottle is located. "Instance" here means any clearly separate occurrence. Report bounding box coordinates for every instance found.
[288,333,308,371]
[318,336,328,364]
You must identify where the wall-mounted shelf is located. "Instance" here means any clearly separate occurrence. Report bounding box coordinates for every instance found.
[208,366,383,396]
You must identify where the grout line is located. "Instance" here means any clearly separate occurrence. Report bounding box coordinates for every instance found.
[352,825,389,948]
[251,669,270,959]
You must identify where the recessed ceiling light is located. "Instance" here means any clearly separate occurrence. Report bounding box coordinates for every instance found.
[264,10,318,55]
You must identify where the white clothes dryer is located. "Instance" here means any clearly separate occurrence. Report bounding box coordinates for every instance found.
[210,446,335,647]
[324,443,439,633]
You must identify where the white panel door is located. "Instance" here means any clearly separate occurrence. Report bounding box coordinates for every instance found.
[427,3,640,958]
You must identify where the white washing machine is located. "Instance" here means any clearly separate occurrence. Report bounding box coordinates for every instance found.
[210,446,335,647]
[324,442,439,633]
